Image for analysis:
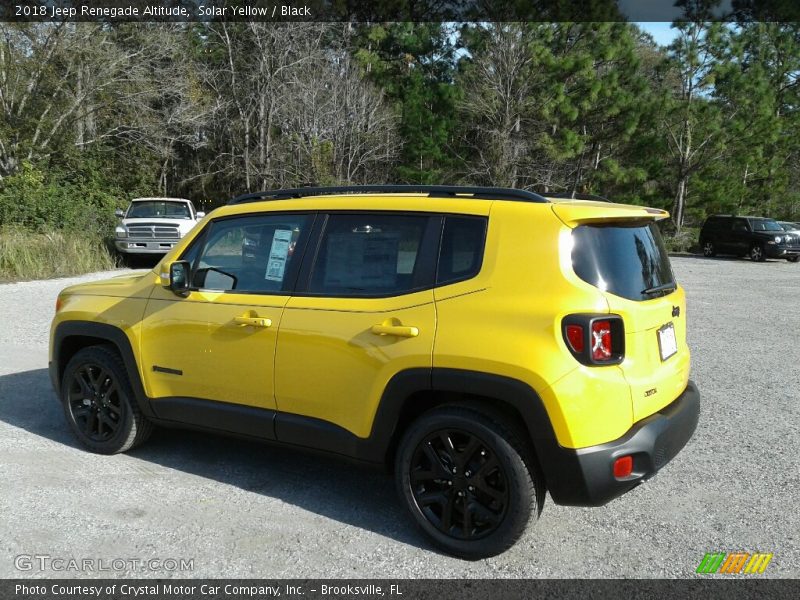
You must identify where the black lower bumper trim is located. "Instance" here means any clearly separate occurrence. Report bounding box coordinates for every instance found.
[546,380,700,506]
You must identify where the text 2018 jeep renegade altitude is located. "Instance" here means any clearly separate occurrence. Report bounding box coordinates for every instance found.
[49,186,700,558]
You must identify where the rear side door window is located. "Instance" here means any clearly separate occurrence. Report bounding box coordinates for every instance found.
[307,213,438,297]
[732,219,748,232]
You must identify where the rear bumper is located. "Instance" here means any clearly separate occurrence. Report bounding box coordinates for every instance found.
[546,380,700,506]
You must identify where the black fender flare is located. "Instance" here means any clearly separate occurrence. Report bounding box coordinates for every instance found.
[364,367,580,500]
[50,321,155,418]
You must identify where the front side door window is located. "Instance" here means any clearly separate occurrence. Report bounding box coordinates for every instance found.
[192,214,310,293]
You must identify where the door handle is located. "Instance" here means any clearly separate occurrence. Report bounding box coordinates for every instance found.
[370,324,419,338]
[234,316,272,328]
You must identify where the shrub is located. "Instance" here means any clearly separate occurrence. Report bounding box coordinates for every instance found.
[663,227,699,254]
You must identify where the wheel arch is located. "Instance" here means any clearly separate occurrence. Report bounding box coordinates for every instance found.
[51,321,154,418]
[368,368,561,490]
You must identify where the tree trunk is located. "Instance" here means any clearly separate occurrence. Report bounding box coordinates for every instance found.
[673,175,687,233]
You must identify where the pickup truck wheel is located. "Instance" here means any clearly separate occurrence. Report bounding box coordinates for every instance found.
[787,256,800,263]
[749,244,765,262]
[61,346,153,454]
[395,406,539,559]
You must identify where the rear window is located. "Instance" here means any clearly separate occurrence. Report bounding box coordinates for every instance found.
[571,222,675,301]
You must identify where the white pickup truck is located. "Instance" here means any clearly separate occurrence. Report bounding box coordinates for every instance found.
[114,197,205,255]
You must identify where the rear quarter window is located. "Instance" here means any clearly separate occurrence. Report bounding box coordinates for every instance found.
[571,222,675,301]
[436,216,487,285]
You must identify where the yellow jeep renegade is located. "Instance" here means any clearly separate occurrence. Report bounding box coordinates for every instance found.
[49,185,700,558]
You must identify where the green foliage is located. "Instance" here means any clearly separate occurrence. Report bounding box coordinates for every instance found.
[0,161,123,237]
[353,23,459,183]
[662,227,700,254]
[2,20,800,276]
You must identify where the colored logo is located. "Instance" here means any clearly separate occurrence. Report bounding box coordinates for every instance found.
[696,552,773,574]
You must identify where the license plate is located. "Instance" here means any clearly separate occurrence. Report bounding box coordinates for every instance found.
[657,322,678,362]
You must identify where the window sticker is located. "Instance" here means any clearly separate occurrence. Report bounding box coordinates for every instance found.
[264,228,293,282]
[324,232,400,289]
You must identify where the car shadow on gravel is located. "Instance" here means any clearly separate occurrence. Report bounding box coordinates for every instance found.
[0,368,430,552]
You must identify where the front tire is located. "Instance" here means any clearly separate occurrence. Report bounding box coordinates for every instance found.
[702,240,716,257]
[395,405,541,559]
[787,256,800,263]
[61,346,153,454]
[749,244,765,262]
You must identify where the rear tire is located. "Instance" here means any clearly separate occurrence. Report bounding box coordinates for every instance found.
[395,405,541,559]
[61,346,153,454]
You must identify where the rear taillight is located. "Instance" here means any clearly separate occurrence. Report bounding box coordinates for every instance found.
[562,314,625,365]
[565,325,585,353]
[591,320,612,361]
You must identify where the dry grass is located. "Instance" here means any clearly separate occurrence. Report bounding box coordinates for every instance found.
[0,227,118,281]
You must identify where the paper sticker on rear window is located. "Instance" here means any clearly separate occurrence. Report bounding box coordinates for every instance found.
[265,229,293,282]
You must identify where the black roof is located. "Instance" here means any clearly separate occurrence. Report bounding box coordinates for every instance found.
[227,185,549,205]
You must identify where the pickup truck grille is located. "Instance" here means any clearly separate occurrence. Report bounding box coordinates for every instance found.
[127,223,181,239]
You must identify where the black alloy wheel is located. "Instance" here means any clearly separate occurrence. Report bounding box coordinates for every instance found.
[67,363,123,442]
[409,429,509,540]
[396,405,541,559]
[61,346,152,454]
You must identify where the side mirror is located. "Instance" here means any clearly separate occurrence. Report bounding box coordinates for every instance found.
[115,209,125,218]
[196,211,206,219]
[167,260,191,296]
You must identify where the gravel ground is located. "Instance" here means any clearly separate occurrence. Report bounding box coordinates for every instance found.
[0,256,798,579]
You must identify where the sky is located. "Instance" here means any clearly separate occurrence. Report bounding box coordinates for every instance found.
[637,22,680,47]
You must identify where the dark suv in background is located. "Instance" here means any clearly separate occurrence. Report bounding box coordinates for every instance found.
[699,215,800,262]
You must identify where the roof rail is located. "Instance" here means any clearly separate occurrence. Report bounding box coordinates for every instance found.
[544,192,611,202]
[227,185,549,205]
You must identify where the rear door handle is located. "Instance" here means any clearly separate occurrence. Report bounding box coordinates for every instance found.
[370,324,419,338]
[234,316,272,328]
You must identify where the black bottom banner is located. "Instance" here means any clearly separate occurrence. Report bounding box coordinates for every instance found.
[3,579,799,600]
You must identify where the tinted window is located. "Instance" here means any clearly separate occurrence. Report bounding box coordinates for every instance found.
[309,214,429,296]
[704,217,729,231]
[751,219,783,232]
[190,214,309,293]
[732,219,748,232]
[572,222,675,301]
[437,216,487,284]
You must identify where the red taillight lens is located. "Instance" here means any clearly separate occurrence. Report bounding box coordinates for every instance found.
[565,325,584,353]
[562,314,624,365]
[591,319,612,361]
[55,296,64,313]
[613,455,633,478]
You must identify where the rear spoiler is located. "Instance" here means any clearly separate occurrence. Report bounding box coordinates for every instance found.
[550,200,669,227]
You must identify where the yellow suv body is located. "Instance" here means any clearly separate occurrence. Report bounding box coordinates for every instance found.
[49,186,700,558]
